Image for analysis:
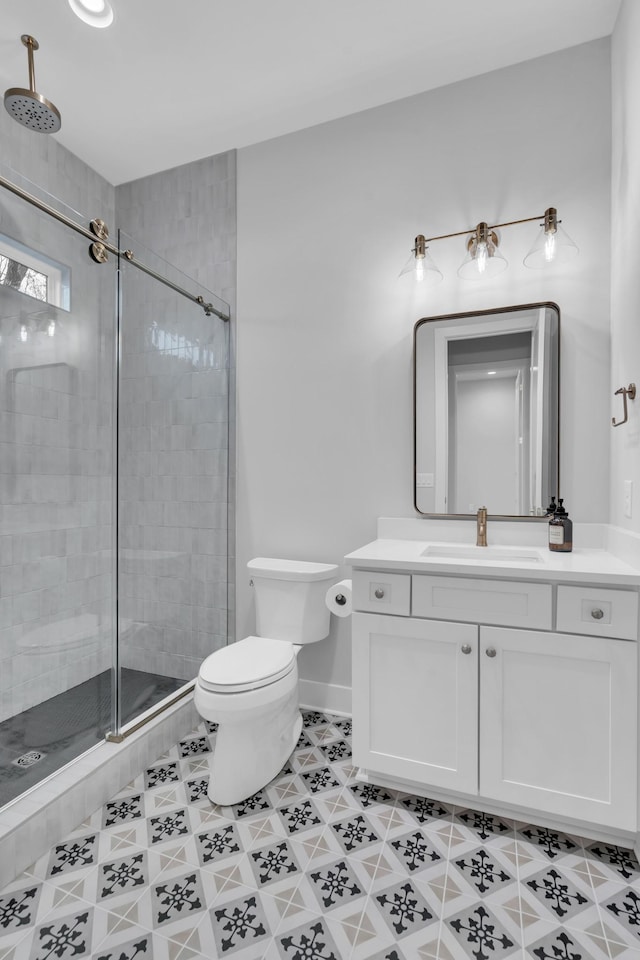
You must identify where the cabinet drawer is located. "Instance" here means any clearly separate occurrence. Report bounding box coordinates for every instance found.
[556,585,639,640]
[352,571,410,615]
[412,575,552,629]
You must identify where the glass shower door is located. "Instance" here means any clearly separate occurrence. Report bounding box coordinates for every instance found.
[114,232,230,731]
[0,167,116,805]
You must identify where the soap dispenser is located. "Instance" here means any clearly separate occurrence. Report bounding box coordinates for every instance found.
[548,499,573,552]
[545,496,557,517]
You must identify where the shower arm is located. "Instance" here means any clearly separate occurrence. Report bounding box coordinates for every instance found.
[25,36,37,93]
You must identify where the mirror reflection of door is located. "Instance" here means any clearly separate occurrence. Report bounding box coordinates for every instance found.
[447,334,531,515]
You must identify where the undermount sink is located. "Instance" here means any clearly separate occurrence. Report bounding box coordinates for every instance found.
[421,544,544,563]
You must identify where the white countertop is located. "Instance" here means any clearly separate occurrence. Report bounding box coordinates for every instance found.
[344,521,640,587]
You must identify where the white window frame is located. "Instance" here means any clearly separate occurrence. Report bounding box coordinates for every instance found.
[0,233,70,310]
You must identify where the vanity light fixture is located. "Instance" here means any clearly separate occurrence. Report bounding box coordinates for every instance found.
[68,0,114,28]
[457,222,507,280]
[401,207,578,285]
[523,207,579,268]
[398,234,443,286]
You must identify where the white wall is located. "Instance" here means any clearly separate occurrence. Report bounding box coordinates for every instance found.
[611,1,640,533]
[236,40,611,695]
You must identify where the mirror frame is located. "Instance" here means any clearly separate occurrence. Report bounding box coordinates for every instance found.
[413,301,560,521]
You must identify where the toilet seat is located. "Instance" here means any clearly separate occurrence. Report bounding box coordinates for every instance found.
[198,635,296,694]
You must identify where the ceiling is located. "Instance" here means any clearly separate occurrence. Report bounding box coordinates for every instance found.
[1,0,621,186]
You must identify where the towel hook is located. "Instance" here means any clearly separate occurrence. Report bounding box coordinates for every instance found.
[612,383,636,427]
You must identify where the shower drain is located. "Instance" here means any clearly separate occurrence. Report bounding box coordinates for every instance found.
[12,750,46,768]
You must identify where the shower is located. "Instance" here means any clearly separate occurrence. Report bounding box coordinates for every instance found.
[4,35,61,133]
[0,161,231,808]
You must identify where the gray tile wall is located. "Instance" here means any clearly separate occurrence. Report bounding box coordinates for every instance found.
[0,112,116,721]
[116,151,236,678]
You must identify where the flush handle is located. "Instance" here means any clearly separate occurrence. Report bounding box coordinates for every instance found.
[374,587,385,599]
[486,647,497,658]
[461,643,472,655]
[591,608,604,620]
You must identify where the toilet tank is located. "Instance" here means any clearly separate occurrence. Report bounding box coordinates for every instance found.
[248,558,338,644]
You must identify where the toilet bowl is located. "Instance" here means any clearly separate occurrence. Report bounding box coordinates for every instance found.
[194,557,338,805]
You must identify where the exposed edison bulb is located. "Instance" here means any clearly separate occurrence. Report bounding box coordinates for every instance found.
[475,240,488,274]
[544,229,556,262]
[47,319,56,337]
[458,223,507,280]
[20,324,28,342]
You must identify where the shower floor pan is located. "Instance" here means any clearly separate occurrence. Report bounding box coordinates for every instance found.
[0,668,182,808]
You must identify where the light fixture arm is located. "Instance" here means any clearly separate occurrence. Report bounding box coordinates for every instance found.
[420,211,550,245]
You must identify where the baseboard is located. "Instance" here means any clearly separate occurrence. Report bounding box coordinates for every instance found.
[299,679,352,717]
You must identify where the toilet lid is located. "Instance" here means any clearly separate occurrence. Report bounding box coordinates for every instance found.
[198,636,296,693]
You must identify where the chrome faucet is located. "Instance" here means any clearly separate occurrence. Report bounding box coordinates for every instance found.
[476,506,488,547]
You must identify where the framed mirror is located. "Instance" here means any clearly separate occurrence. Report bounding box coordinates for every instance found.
[413,302,559,519]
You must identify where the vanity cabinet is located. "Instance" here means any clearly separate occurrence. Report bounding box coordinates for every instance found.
[351,569,639,833]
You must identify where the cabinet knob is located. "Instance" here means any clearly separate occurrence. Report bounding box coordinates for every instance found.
[374,587,385,599]
[591,608,604,620]
[486,647,497,658]
[461,643,472,655]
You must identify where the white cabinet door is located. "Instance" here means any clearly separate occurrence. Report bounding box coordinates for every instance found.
[480,626,638,831]
[352,612,478,794]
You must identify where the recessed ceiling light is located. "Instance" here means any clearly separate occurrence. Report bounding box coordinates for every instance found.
[68,0,114,28]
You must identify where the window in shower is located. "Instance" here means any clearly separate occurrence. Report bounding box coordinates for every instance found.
[0,233,70,309]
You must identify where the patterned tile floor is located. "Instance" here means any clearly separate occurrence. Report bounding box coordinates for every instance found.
[2,711,640,959]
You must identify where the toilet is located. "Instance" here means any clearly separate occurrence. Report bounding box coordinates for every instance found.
[194,557,338,805]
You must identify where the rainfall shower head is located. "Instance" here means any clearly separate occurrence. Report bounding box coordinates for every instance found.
[4,35,61,133]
